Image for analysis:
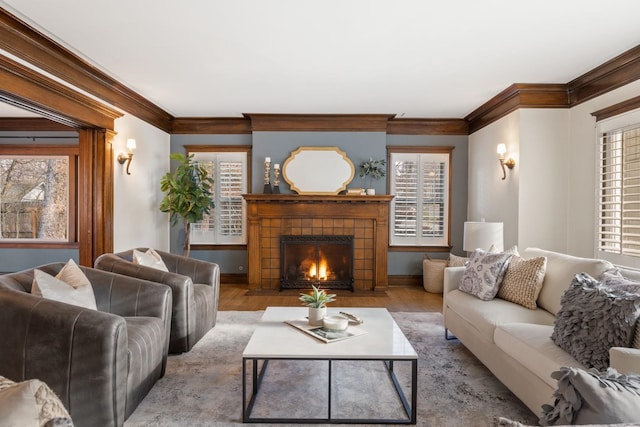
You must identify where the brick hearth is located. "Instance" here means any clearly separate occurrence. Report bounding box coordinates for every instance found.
[243,194,393,291]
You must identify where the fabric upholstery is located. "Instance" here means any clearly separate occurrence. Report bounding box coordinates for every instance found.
[32,267,97,311]
[447,254,468,267]
[497,255,547,309]
[551,273,640,371]
[95,248,220,353]
[459,249,512,301]
[133,248,169,272]
[0,264,172,427]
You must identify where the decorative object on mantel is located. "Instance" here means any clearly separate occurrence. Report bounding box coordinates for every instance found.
[282,146,355,195]
[263,157,272,194]
[359,157,386,195]
[299,284,336,326]
[346,188,366,195]
[160,153,215,256]
[273,163,281,194]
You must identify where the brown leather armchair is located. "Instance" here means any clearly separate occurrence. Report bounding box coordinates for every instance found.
[94,248,220,353]
[0,263,172,427]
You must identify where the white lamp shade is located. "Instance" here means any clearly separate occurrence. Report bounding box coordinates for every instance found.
[463,221,504,252]
[126,138,137,151]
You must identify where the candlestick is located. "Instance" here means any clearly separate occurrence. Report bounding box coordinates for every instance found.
[263,158,272,194]
[273,166,281,194]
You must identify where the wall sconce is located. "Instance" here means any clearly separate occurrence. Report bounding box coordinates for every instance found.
[496,143,515,180]
[117,138,136,175]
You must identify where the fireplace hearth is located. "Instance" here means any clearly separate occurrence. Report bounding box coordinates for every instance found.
[280,235,354,290]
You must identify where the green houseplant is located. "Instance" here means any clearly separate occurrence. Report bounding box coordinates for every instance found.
[359,157,386,195]
[299,285,336,326]
[160,153,214,257]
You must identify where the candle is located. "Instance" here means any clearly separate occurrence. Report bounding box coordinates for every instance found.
[274,164,280,170]
[265,157,271,163]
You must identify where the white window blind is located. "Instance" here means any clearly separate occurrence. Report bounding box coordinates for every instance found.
[189,151,247,245]
[390,151,450,246]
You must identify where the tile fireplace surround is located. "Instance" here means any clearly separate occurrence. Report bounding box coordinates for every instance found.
[243,194,393,292]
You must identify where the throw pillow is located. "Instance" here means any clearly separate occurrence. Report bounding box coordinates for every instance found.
[551,273,640,371]
[448,254,469,267]
[497,256,547,310]
[598,269,640,350]
[32,260,97,310]
[540,367,640,426]
[133,248,169,272]
[0,376,72,427]
[458,249,512,301]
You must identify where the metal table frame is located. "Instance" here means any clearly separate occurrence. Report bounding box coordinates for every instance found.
[242,356,417,424]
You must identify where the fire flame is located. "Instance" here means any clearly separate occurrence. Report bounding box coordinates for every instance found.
[309,257,328,280]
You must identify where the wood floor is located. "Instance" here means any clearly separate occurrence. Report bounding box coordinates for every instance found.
[218,284,443,312]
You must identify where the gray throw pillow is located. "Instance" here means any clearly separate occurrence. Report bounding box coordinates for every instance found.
[551,273,640,371]
[540,367,640,426]
[458,249,512,301]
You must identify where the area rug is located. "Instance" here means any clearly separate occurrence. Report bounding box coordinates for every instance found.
[124,311,539,427]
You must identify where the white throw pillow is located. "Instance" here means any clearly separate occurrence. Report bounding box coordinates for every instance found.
[31,260,97,310]
[458,249,512,301]
[133,248,169,272]
[0,379,39,427]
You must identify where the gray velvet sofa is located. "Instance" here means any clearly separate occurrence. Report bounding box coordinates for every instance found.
[94,248,220,353]
[0,263,172,427]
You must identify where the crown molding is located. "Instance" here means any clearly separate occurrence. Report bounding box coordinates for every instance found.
[591,95,640,122]
[0,8,173,132]
[244,113,396,132]
[387,118,468,135]
[171,117,252,134]
[0,55,122,130]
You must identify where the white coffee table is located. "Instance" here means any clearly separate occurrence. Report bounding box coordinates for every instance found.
[242,306,418,424]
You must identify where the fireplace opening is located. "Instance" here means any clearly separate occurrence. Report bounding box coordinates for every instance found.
[280,235,354,291]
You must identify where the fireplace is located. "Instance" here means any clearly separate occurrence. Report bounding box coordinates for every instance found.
[280,235,354,290]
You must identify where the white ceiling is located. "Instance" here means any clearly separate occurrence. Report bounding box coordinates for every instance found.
[2,0,640,119]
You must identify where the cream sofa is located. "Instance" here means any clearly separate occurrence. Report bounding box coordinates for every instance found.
[443,247,640,416]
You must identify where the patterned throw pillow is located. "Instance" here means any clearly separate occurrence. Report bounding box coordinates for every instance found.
[598,269,640,350]
[448,254,469,267]
[497,256,547,309]
[31,259,97,310]
[551,273,640,371]
[458,249,512,301]
[133,248,169,272]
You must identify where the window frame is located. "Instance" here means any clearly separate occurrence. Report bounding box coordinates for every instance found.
[387,145,453,251]
[0,144,78,248]
[186,145,251,249]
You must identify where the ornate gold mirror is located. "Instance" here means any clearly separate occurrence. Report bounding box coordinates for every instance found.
[282,146,355,195]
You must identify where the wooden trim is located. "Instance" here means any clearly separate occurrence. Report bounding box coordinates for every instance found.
[220,273,248,286]
[0,117,73,131]
[591,95,640,122]
[388,275,422,288]
[388,246,452,253]
[568,45,640,106]
[244,113,396,132]
[466,84,569,134]
[171,117,252,134]
[0,8,173,132]
[0,55,122,130]
[387,118,468,135]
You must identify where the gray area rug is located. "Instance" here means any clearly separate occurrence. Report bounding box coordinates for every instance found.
[125,311,538,427]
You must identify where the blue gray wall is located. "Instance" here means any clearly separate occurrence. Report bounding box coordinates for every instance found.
[170,131,468,277]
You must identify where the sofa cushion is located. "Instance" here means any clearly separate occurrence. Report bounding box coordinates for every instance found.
[551,273,640,371]
[498,255,547,310]
[32,262,97,310]
[494,323,585,389]
[540,367,640,426]
[133,248,169,272]
[522,248,613,316]
[459,249,512,301]
[446,289,556,342]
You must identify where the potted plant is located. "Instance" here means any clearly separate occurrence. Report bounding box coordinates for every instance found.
[160,152,214,257]
[299,285,337,326]
[359,157,386,195]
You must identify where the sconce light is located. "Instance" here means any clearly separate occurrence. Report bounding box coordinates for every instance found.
[117,138,136,175]
[496,143,515,180]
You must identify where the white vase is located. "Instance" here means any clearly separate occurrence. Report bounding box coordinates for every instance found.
[308,306,327,326]
[366,188,375,195]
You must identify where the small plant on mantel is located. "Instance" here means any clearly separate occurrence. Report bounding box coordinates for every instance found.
[299,285,337,308]
[359,157,386,194]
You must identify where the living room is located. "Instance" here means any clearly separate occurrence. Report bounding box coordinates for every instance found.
[1,1,640,426]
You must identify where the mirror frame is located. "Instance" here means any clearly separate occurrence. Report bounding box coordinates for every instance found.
[282,146,355,195]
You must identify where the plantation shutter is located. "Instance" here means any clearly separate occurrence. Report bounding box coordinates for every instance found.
[390,151,449,246]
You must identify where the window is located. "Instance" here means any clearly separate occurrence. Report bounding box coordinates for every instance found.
[598,123,640,266]
[0,145,78,246]
[389,147,451,247]
[188,147,249,245]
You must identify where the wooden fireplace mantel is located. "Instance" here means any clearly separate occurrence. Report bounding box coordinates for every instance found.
[243,194,393,292]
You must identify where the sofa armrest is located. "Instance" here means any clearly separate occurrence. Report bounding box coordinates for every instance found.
[154,249,220,288]
[0,288,129,426]
[610,346,640,375]
[444,267,464,294]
